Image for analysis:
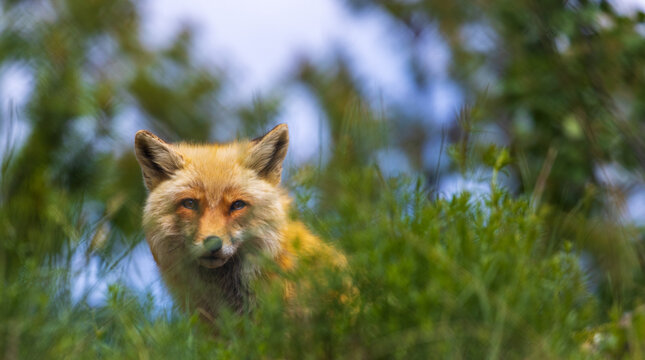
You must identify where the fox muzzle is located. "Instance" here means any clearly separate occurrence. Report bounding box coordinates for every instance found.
[196,235,229,269]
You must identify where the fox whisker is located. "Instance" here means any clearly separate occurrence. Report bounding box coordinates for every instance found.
[166,244,182,253]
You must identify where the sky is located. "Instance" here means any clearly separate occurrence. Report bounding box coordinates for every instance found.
[142,0,410,100]
[140,0,461,164]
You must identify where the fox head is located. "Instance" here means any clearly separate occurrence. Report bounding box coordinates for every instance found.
[134,124,290,272]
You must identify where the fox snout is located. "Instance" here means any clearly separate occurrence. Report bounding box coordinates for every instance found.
[194,235,234,269]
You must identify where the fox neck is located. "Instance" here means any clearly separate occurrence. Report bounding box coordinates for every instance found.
[175,238,284,315]
[195,254,253,314]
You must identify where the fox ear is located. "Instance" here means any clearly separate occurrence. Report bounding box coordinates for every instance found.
[246,124,289,185]
[134,130,184,190]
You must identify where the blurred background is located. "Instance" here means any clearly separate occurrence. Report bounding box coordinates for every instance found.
[2,0,645,357]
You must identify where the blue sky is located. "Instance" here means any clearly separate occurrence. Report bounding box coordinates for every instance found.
[140,0,462,163]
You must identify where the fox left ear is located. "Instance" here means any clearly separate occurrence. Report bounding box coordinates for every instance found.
[246,124,289,185]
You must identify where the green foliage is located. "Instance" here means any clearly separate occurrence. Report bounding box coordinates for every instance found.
[1,0,645,358]
[350,0,645,209]
[340,0,645,323]
[290,166,596,358]
[0,166,600,358]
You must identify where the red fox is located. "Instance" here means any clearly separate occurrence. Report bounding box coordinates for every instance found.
[134,124,346,320]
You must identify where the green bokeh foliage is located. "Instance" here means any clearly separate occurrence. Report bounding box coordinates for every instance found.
[1,0,644,358]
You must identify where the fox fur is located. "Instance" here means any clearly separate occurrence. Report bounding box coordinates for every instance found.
[134,124,345,320]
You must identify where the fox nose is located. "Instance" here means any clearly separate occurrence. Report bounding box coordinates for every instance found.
[203,236,223,253]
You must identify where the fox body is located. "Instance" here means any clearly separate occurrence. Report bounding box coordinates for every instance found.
[134,124,343,319]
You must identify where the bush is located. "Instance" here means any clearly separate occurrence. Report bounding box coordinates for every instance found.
[0,166,601,359]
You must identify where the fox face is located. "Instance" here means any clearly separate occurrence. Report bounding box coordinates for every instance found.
[134,125,290,276]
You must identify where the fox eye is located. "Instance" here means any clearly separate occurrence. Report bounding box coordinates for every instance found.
[181,198,198,210]
[230,200,246,211]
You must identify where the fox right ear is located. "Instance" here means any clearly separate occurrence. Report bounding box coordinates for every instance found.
[134,130,184,190]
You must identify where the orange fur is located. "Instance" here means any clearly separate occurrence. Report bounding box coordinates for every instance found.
[134,124,346,321]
